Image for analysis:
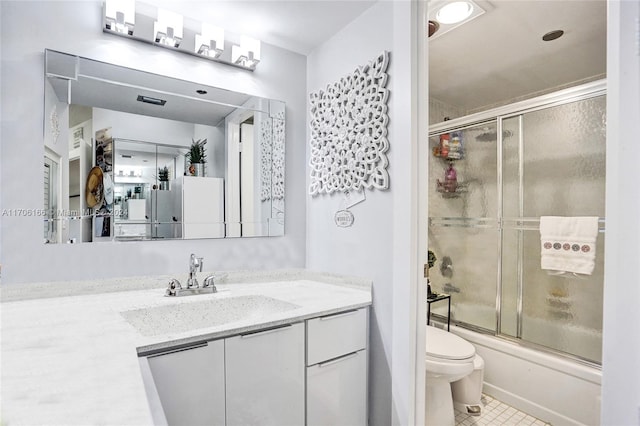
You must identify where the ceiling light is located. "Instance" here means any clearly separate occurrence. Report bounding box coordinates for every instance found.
[428,0,486,40]
[154,9,183,48]
[195,24,225,58]
[104,0,135,35]
[436,1,474,25]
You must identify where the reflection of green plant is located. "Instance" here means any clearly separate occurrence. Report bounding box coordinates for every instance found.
[428,250,437,269]
[158,166,169,182]
[187,138,207,164]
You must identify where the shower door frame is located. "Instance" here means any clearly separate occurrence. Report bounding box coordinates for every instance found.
[428,79,606,367]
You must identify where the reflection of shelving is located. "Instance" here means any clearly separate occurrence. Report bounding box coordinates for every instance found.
[436,180,468,198]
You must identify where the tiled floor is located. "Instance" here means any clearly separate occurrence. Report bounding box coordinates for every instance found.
[455,394,552,426]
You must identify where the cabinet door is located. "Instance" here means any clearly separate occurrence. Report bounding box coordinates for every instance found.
[225,323,305,426]
[307,349,368,426]
[147,340,225,426]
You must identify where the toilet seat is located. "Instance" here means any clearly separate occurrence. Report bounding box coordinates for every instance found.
[426,325,475,361]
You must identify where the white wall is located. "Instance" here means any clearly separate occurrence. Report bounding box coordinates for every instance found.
[306,2,418,425]
[601,1,640,424]
[0,0,307,283]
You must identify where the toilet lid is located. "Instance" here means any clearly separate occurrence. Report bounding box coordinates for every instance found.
[426,325,475,360]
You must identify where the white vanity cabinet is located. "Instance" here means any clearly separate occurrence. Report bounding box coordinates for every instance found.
[142,307,368,426]
[225,322,306,426]
[306,308,369,426]
[146,340,226,426]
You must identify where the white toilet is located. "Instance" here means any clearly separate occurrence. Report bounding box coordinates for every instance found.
[425,325,477,426]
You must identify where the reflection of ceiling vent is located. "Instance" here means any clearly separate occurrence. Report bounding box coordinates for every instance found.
[137,95,166,106]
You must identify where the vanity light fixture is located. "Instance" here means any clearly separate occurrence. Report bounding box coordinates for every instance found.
[101,1,261,71]
[154,8,183,48]
[195,24,225,58]
[104,0,135,35]
[232,36,261,70]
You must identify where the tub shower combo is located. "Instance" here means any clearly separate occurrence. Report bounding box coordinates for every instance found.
[428,80,606,366]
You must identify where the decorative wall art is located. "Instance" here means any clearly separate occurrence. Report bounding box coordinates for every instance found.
[308,51,390,196]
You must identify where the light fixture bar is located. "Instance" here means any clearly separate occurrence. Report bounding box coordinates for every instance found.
[101,1,260,71]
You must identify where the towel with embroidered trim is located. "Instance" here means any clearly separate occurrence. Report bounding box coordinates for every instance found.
[540,216,599,275]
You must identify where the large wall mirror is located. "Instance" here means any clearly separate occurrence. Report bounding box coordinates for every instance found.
[43,49,285,244]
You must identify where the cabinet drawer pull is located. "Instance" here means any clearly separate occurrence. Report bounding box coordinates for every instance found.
[319,309,359,321]
[240,324,292,338]
[142,341,208,358]
[318,351,360,367]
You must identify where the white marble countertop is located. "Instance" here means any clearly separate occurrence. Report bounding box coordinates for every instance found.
[0,271,371,425]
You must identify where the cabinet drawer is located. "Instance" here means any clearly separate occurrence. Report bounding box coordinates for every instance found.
[307,349,368,426]
[307,307,367,366]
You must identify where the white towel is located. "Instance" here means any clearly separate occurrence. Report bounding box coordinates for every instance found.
[540,216,599,275]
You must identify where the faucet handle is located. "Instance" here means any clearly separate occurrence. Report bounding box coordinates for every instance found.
[202,275,217,292]
[166,278,182,296]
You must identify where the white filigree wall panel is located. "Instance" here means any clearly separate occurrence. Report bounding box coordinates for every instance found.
[309,51,390,196]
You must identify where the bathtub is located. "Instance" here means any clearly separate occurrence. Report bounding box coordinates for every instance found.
[431,303,602,425]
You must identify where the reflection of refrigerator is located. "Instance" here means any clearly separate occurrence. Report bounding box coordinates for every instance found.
[151,189,181,239]
[181,176,224,239]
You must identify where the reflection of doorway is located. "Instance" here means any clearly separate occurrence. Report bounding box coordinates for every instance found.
[44,152,60,243]
[226,110,256,237]
[240,117,259,237]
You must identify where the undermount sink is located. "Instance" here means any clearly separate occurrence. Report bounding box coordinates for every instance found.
[121,295,300,337]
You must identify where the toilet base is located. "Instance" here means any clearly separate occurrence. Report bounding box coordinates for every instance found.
[453,401,482,416]
[426,377,455,426]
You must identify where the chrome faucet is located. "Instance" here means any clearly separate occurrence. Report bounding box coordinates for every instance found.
[165,253,217,297]
[186,253,204,289]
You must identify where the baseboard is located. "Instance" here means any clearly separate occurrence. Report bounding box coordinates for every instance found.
[483,383,586,426]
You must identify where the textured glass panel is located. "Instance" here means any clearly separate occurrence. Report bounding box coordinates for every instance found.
[500,228,519,337]
[501,116,522,219]
[521,231,604,363]
[522,96,606,218]
[518,95,605,363]
[429,121,498,218]
[428,226,499,332]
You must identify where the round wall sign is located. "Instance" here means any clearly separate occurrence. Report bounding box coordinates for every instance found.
[335,210,354,227]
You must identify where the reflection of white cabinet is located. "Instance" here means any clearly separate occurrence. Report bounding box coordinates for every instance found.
[180,176,224,238]
[225,323,305,426]
[306,308,369,426]
[147,341,225,426]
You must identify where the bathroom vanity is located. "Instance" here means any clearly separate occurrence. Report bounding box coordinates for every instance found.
[0,271,371,425]
[144,306,368,425]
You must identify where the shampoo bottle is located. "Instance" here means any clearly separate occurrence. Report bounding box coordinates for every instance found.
[444,163,457,192]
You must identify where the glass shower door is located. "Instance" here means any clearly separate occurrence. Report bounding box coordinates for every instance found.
[428,120,499,332]
[500,95,606,363]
